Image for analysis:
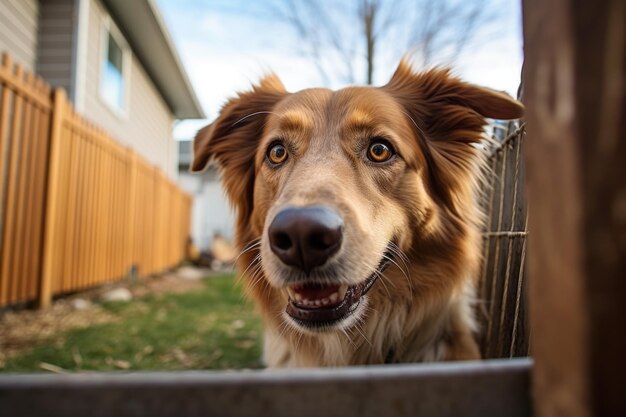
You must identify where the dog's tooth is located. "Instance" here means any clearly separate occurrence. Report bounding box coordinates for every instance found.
[314,299,321,306]
[294,293,303,301]
[338,285,348,299]
[321,298,330,305]
[329,293,339,303]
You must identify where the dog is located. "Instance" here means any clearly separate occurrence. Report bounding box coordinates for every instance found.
[191,61,523,367]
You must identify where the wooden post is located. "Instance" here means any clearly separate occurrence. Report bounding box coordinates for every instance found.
[0,54,14,306]
[0,63,24,307]
[39,89,66,308]
[127,150,138,278]
[523,0,625,416]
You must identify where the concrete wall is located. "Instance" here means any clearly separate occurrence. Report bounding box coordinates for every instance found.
[0,0,39,71]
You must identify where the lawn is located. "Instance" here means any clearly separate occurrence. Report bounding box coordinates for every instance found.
[1,274,264,372]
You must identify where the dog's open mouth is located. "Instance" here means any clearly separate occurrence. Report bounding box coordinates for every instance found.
[284,250,392,328]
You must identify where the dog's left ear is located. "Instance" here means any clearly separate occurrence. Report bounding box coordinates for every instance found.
[191,75,288,221]
[382,61,523,211]
[383,61,524,121]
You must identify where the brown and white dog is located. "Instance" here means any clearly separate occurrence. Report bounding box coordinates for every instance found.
[191,61,523,367]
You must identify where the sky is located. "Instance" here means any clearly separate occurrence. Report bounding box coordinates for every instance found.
[155,0,524,140]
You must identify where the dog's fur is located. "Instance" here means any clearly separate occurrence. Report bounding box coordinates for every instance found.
[192,61,523,367]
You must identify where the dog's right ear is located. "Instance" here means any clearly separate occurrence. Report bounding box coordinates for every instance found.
[191,75,288,220]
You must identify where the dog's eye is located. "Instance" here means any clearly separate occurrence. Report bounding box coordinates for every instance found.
[367,140,394,163]
[267,143,288,165]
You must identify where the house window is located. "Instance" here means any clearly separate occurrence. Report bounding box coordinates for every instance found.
[100,17,129,115]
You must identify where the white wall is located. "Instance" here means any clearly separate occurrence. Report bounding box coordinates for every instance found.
[82,0,176,177]
[178,170,235,250]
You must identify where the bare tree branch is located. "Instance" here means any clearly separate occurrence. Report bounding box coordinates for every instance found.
[265,0,501,85]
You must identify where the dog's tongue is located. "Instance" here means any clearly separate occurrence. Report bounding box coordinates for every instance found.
[293,283,340,300]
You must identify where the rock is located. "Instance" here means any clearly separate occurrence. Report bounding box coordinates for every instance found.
[177,266,205,281]
[100,288,132,302]
[70,298,92,311]
[231,319,245,330]
[113,359,131,370]
[105,357,131,370]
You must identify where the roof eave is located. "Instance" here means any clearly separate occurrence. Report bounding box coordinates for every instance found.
[102,0,205,119]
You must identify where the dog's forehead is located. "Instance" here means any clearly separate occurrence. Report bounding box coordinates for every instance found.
[271,86,403,128]
[272,88,332,117]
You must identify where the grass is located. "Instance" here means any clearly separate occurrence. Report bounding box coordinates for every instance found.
[1,274,264,372]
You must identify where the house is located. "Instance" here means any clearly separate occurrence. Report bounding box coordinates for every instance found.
[0,0,204,177]
[178,140,235,250]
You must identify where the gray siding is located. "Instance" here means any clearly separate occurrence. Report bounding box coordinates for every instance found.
[82,0,176,177]
[0,0,39,71]
[36,0,76,95]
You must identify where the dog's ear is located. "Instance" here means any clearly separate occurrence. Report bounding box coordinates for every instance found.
[384,61,524,121]
[192,75,288,220]
[382,61,524,210]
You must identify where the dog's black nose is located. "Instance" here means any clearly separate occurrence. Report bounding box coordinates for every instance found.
[268,206,343,274]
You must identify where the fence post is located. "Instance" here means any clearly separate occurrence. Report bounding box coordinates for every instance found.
[523,0,626,415]
[127,150,138,279]
[39,89,66,309]
[0,54,14,306]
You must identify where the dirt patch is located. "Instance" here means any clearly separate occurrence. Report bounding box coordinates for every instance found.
[0,301,117,364]
[129,267,212,298]
[0,266,216,365]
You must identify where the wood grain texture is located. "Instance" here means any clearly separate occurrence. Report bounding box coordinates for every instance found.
[523,0,625,415]
[0,52,191,308]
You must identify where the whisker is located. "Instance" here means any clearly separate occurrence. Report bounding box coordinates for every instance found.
[387,244,410,272]
[366,304,380,315]
[240,253,262,279]
[248,269,264,290]
[277,320,292,340]
[232,111,277,127]
[247,263,266,290]
[233,239,261,266]
[383,254,413,292]
[340,327,357,347]
[294,329,305,353]
[401,110,430,142]
[379,271,399,294]
[354,322,372,347]
[372,269,392,297]
[237,259,264,302]
[388,241,411,266]
[390,247,410,282]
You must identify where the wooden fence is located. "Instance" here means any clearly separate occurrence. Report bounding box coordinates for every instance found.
[0,53,191,309]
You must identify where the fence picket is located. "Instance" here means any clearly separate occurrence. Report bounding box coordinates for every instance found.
[39,89,66,307]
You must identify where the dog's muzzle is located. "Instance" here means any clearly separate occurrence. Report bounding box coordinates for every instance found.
[267,205,393,329]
